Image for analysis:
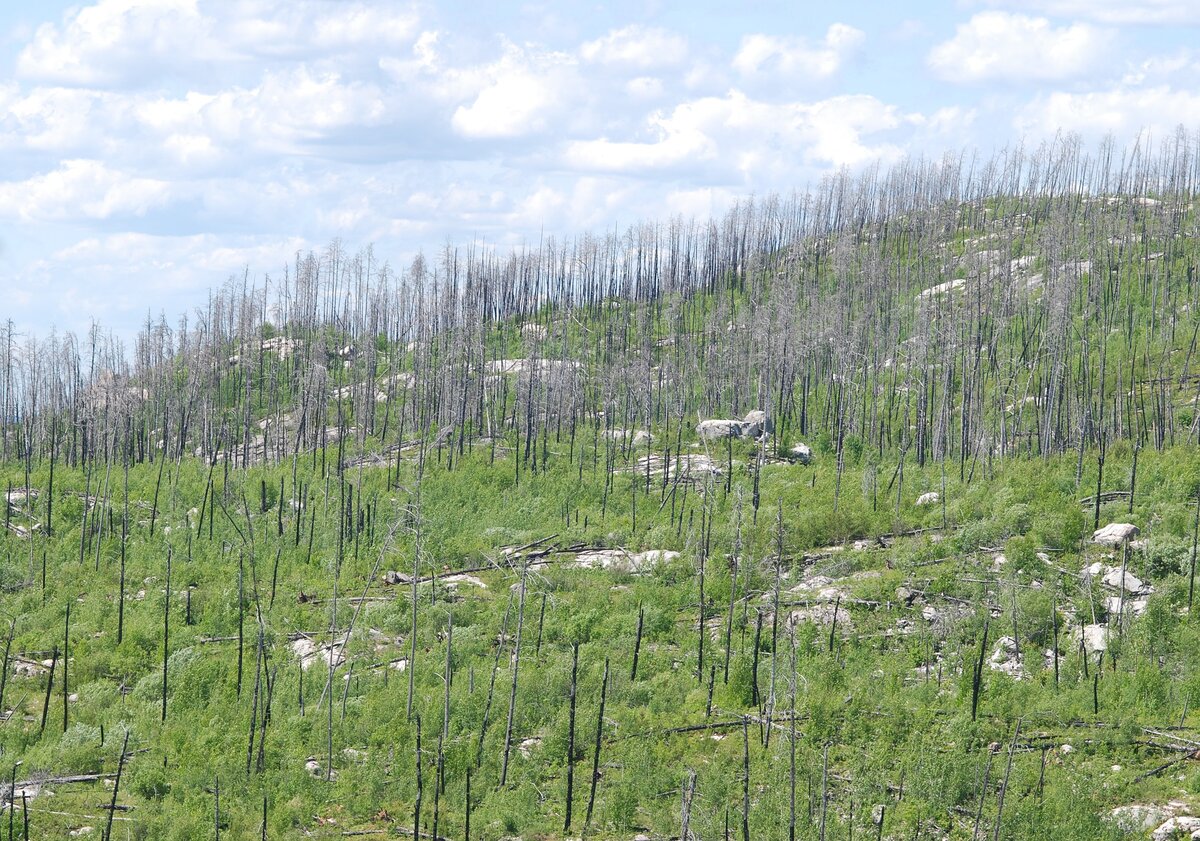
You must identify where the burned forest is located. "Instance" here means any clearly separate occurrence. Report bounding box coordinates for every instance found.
[3,136,1200,839]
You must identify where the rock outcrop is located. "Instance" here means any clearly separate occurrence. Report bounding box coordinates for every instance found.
[696,410,772,440]
[1093,523,1140,546]
[789,442,812,464]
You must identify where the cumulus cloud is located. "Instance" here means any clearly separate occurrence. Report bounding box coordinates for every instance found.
[733,25,865,82]
[626,77,665,100]
[0,86,121,153]
[15,231,311,335]
[17,0,208,86]
[579,25,688,70]
[1117,51,1199,86]
[0,159,172,221]
[10,1,1116,338]
[977,0,1200,24]
[139,67,389,157]
[564,91,906,178]
[16,0,419,86]
[450,44,577,139]
[928,12,1112,83]
[0,67,390,171]
[1016,85,1200,138]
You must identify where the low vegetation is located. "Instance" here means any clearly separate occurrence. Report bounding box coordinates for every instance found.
[1,137,1199,838]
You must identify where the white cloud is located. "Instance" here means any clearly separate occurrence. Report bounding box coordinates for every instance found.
[626,77,664,100]
[16,1,419,86]
[306,5,418,48]
[0,86,120,152]
[17,0,208,86]
[733,25,865,81]
[580,25,688,70]
[17,231,312,336]
[565,125,714,172]
[921,106,978,136]
[0,67,389,169]
[1118,51,1199,86]
[564,91,906,177]
[52,232,306,279]
[451,45,575,139]
[505,177,639,232]
[0,160,171,221]
[1016,85,1200,138]
[3,0,1070,340]
[978,0,1200,24]
[452,71,559,138]
[928,12,1112,83]
[664,186,740,219]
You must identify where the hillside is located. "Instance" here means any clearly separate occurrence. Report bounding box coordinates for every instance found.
[2,140,1200,839]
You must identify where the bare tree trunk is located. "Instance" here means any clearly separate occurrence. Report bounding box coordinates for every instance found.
[499,556,529,787]
[564,643,578,833]
[585,658,609,827]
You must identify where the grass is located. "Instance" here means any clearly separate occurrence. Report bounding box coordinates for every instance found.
[0,430,1196,839]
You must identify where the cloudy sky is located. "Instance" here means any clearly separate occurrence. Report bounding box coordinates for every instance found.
[1,0,1198,338]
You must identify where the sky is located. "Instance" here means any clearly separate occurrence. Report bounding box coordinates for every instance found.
[1,0,1199,340]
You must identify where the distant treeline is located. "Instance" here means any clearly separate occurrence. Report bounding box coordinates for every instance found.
[3,130,1200,475]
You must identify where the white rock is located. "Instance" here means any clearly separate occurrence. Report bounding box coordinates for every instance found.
[485,358,579,377]
[574,548,679,573]
[573,549,632,570]
[631,550,681,569]
[798,576,835,592]
[1084,560,1107,576]
[1106,595,1150,616]
[291,634,348,672]
[789,442,812,464]
[917,277,966,300]
[305,758,322,777]
[915,492,940,507]
[677,454,721,478]
[604,428,652,447]
[697,419,745,440]
[788,601,852,630]
[1101,567,1150,595]
[1110,804,1171,833]
[1080,624,1108,653]
[442,574,486,589]
[742,410,772,437]
[1093,523,1140,546]
[1152,816,1200,841]
[988,636,1026,679]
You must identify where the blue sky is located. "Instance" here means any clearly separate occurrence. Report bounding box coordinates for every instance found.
[2,0,1199,338]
